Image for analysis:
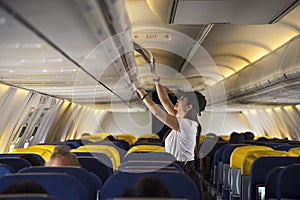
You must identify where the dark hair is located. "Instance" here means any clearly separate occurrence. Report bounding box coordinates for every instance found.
[242,131,255,141]
[122,176,171,197]
[229,132,245,144]
[177,90,207,116]
[2,180,48,194]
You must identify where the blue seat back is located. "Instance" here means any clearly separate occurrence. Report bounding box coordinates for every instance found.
[0,194,57,200]
[277,164,300,199]
[0,154,44,166]
[73,152,113,169]
[118,161,184,173]
[265,167,284,200]
[77,156,113,183]
[123,152,176,163]
[249,156,297,200]
[0,158,31,172]
[0,163,15,177]
[101,171,199,200]
[19,166,102,200]
[0,173,87,200]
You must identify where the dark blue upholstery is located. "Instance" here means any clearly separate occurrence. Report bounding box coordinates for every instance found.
[213,145,229,191]
[123,152,176,163]
[200,141,227,181]
[221,144,246,200]
[277,164,300,199]
[118,161,184,174]
[265,167,284,200]
[101,171,200,200]
[0,154,44,166]
[249,156,297,200]
[19,166,102,200]
[222,144,247,165]
[0,158,31,172]
[0,194,57,200]
[0,173,87,200]
[77,156,113,183]
[0,163,15,177]
[73,152,113,169]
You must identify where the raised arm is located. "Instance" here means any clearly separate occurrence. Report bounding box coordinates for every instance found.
[133,81,179,131]
[151,60,176,116]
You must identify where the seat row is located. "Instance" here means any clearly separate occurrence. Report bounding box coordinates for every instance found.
[200,138,300,200]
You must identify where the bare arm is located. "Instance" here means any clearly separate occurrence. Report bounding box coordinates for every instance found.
[152,61,176,116]
[134,84,179,131]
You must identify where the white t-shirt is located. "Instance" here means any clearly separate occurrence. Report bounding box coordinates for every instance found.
[165,115,198,162]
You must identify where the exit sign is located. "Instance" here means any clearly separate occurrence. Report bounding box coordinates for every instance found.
[133,32,171,41]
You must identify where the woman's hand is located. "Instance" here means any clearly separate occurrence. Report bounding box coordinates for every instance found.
[150,59,159,80]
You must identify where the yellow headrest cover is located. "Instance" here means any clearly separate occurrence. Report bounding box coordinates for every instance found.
[241,150,290,176]
[230,145,272,168]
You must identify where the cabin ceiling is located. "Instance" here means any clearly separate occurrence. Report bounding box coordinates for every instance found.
[0,0,300,111]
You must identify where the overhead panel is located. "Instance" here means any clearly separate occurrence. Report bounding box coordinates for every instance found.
[147,0,299,24]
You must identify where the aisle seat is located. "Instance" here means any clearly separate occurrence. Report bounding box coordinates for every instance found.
[118,160,184,173]
[19,166,102,200]
[123,152,176,163]
[249,157,297,200]
[77,156,113,183]
[277,164,300,199]
[241,150,290,200]
[0,173,88,200]
[230,146,272,199]
[126,145,165,155]
[71,145,120,170]
[101,171,199,200]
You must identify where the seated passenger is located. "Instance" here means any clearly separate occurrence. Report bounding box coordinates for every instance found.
[45,146,80,167]
[242,131,255,141]
[122,176,171,198]
[229,132,245,144]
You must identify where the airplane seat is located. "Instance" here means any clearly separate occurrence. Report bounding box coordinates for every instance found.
[0,173,87,200]
[222,144,247,200]
[77,156,113,183]
[11,148,52,163]
[273,144,294,151]
[0,194,57,200]
[126,145,165,155]
[71,145,120,170]
[213,144,228,192]
[277,164,300,200]
[265,167,285,200]
[18,166,102,200]
[201,141,227,183]
[73,152,113,169]
[101,171,200,200]
[0,158,31,172]
[122,151,176,163]
[249,156,297,200]
[229,146,273,200]
[0,163,15,177]
[117,160,184,174]
[91,140,129,159]
[0,154,45,166]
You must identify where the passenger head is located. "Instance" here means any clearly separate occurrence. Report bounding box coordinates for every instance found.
[1,180,48,194]
[242,131,255,141]
[122,176,171,198]
[176,90,207,121]
[229,132,245,144]
[45,146,80,167]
